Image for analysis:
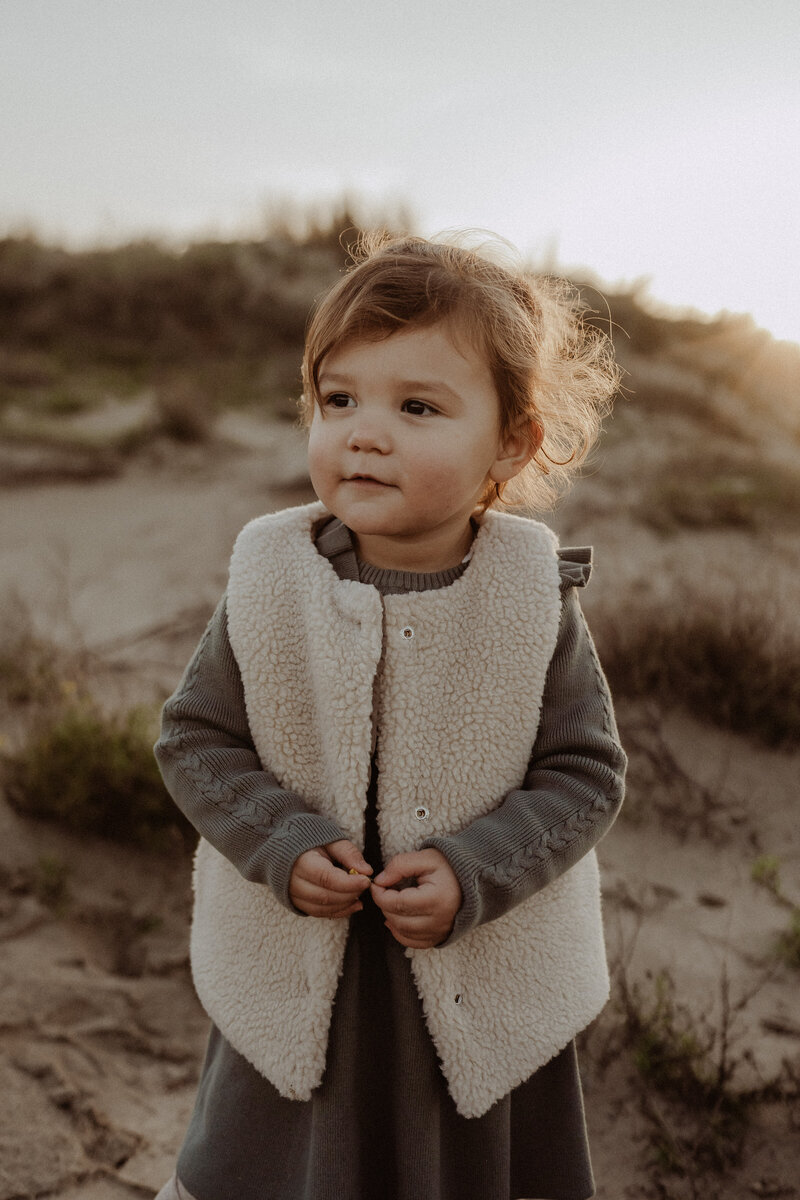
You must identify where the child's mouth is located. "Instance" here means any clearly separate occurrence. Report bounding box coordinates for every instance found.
[347,475,391,487]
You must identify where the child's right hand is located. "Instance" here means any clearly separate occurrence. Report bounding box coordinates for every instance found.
[289,840,373,919]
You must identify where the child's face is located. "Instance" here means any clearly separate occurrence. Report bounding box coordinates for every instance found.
[307,322,526,572]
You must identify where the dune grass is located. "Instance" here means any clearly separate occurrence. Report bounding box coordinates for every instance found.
[0,600,191,852]
[638,453,800,533]
[614,965,752,1179]
[597,594,800,750]
[751,855,800,969]
[3,698,192,852]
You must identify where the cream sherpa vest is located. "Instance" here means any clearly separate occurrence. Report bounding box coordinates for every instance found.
[191,501,609,1118]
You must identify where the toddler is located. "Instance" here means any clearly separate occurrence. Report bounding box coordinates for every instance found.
[154,233,626,1200]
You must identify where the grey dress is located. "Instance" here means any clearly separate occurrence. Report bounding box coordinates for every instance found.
[155,517,626,1200]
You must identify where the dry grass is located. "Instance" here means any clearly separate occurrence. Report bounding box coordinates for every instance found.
[153,375,217,443]
[638,453,800,533]
[0,610,191,853]
[597,592,800,750]
[4,214,797,448]
[583,935,798,1198]
[613,703,735,841]
[751,856,800,970]
[2,698,191,852]
[618,967,752,1178]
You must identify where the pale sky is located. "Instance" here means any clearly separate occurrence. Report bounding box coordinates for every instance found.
[2,0,799,342]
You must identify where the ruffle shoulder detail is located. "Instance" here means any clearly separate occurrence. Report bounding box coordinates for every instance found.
[557,546,592,589]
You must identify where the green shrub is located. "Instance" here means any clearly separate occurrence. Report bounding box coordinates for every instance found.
[3,700,191,852]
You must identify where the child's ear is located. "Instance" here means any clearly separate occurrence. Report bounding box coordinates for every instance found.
[490,418,543,483]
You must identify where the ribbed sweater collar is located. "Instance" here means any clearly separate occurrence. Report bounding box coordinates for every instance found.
[314,515,469,596]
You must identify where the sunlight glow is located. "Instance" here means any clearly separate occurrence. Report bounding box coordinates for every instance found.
[1,0,798,345]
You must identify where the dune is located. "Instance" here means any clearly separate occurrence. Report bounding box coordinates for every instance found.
[1,255,799,1196]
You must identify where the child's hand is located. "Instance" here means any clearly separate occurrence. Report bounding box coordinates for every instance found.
[289,840,372,919]
[371,849,462,949]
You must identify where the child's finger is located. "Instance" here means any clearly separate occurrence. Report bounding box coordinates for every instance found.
[296,849,370,895]
[291,878,348,908]
[297,900,363,919]
[373,850,435,888]
[370,881,430,917]
[325,839,373,877]
[305,898,364,919]
[290,874,366,917]
[293,868,368,905]
[382,911,433,934]
[385,927,440,949]
[383,915,450,948]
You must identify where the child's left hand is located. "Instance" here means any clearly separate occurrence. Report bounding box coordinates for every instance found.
[371,849,462,949]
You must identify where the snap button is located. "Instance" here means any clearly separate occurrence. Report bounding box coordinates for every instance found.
[414,805,430,820]
[454,993,463,1005]
[401,625,414,640]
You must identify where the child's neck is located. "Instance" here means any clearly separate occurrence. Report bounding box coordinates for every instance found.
[352,521,477,574]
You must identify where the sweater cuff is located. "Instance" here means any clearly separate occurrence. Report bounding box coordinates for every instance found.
[263,812,350,913]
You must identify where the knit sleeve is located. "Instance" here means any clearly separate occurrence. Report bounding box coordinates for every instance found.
[154,595,348,911]
[421,559,626,946]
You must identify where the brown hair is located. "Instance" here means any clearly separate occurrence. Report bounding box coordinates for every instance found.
[300,232,619,512]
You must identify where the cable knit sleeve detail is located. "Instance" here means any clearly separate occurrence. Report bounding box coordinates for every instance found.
[154,594,347,911]
[422,579,626,946]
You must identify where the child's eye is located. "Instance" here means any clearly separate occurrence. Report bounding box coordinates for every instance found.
[323,392,355,409]
[403,399,437,417]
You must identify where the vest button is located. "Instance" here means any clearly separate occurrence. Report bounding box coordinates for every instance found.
[401,625,414,640]
[414,805,430,820]
[454,993,463,1005]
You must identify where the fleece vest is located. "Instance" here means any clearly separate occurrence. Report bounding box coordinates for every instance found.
[190,501,609,1118]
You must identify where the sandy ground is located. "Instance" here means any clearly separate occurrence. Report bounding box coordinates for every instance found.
[1,421,798,1199]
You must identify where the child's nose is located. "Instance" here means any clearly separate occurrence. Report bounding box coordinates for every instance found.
[346,417,390,453]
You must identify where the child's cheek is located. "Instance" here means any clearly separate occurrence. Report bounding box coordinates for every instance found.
[306,426,332,501]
